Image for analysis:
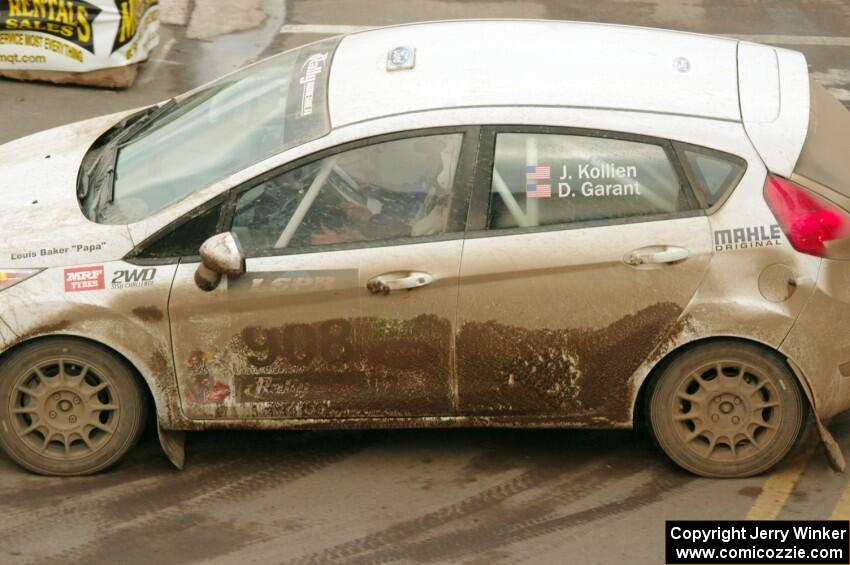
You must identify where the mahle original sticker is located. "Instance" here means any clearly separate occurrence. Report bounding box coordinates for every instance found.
[714,224,783,252]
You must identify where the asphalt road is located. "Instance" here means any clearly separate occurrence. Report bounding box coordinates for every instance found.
[2,1,850,564]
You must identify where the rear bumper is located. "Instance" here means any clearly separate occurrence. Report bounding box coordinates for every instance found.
[780,259,850,418]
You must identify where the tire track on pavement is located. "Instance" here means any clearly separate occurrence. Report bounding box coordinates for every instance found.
[10,431,372,565]
[280,440,658,565]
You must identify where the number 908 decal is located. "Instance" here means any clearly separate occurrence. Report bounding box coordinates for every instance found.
[241,320,353,367]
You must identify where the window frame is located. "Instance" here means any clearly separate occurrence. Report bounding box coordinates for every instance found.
[125,194,229,264]
[220,126,481,259]
[124,126,481,263]
[465,125,706,237]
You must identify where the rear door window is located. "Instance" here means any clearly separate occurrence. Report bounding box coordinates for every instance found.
[486,131,698,230]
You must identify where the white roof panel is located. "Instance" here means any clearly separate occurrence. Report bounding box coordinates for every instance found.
[328,20,742,127]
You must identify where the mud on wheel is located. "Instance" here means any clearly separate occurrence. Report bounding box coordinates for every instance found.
[0,339,147,476]
[649,341,806,478]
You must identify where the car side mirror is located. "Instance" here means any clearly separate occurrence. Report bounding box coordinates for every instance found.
[194,232,245,292]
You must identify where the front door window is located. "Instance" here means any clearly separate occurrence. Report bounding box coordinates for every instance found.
[232,133,465,253]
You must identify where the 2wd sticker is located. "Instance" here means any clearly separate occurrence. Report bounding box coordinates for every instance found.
[111,267,156,289]
[64,265,104,292]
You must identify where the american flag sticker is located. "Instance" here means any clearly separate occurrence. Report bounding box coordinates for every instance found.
[526,183,552,198]
[526,166,550,180]
[526,165,552,198]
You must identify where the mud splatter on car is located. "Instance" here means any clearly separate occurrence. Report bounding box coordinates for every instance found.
[456,303,683,422]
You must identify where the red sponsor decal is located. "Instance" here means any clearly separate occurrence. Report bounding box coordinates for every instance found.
[64,266,105,292]
[183,377,231,405]
[206,382,231,404]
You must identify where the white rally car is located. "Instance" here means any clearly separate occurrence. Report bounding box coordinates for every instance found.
[1,20,849,478]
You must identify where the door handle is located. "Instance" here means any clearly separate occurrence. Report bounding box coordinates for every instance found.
[623,246,690,268]
[367,271,434,295]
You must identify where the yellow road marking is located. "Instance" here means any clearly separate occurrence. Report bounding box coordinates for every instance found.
[746,444,816,520]
[829,479,850,520]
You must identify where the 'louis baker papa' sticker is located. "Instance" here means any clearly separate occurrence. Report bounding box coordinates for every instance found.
[525,163,641,200]
[10,242,107,262]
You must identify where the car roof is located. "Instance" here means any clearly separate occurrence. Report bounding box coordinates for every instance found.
[327,19,742,128]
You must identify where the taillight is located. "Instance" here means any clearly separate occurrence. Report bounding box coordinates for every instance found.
[764,175,850,257]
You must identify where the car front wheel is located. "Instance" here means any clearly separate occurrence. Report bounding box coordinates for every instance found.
[0,339,147,476]
[649,341,806,478]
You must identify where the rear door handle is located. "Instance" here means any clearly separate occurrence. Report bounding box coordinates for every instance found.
[623,246,690,268]
[367,271,433,295]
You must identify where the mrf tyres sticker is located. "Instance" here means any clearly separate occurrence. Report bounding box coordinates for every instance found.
[64,265,104,292]
[0,0,159,72]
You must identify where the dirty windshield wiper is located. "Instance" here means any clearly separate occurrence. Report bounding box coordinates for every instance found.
[80,99,179,216]
[112,98,178,147]
[115,98,179,144]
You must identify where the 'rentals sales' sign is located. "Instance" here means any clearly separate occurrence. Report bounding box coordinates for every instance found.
[0,0,159,72]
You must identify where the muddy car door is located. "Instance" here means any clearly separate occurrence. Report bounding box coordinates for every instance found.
[166,128,478,420]
[456,127,714,423]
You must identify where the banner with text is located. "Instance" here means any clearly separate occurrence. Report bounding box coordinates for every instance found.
[0,0,159,71]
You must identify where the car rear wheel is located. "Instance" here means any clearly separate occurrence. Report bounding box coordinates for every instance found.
[649,341,806,478]
[0,339,147,476]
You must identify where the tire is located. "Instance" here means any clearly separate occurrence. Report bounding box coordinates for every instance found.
[648,341,806,478]
[0,339,148,476]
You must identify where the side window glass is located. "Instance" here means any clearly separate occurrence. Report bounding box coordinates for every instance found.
[232,134,465,254]
[136,203,223,259]
[680,146,746,207]
[488,133,696,230]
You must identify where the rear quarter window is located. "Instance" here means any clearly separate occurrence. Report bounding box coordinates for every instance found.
[677,144,746,207]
